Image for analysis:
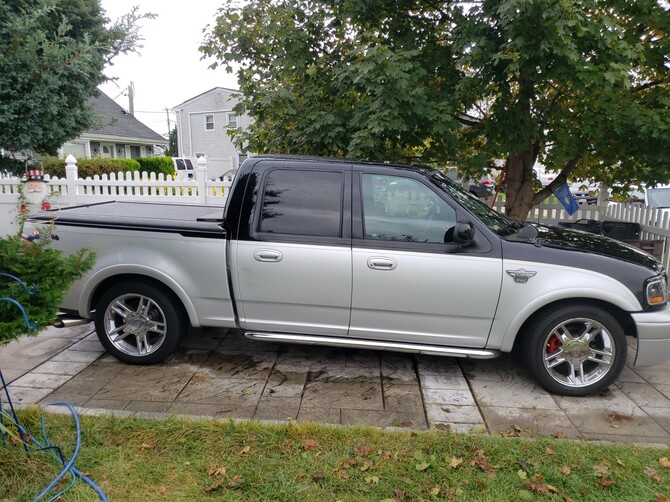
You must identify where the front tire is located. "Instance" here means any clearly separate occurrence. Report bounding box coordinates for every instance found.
[521,304,626,396]
[94,281,187,364]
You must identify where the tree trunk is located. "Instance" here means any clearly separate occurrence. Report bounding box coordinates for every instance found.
[503,151,537,221]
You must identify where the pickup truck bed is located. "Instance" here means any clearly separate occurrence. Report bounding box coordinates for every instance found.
[35,201,224,235]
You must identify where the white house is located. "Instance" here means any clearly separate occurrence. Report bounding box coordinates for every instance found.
[61,91,168,160]
[173,87,251,178]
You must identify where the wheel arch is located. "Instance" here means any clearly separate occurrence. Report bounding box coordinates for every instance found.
[84,270,196,327]
[510,298,636,354]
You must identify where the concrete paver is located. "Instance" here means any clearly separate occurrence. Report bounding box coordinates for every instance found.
[0,324,669,445]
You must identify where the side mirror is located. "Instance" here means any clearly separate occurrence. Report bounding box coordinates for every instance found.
[454,221,475,245]
[445,221,475,252]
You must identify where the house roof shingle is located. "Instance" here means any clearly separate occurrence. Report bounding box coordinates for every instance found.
[86,92,166,143]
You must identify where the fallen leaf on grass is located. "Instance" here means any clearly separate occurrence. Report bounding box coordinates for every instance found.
[429,485,440,496]
[545,447,554,455]
[360,460,374,471]
[140,442,155,452]
[660,458,670,468]
[301,438,318,451]
[524,481,549,494]
[470,449,496,478]
[312,472,325,481]
[517,469,528,480]
[338,469,350,479]
[228,475,243,488]
[239,446,251,455]
[209,465,227,477]
[594,463,610,476]
[354,445,372,457]
[415,461,430,472]
[645,467,662,483]
[656,494,669,502]
[394,488,407,500]
[598,476,615,487]
[158,486,167,496]
[448,457,463,469]
[524,476,559,495]
[204,479,226,493]
[365,475,380,484]
[559,466,572,475]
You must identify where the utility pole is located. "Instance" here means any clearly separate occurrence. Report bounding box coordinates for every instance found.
[166,108,171,133]
[128,81,135,115]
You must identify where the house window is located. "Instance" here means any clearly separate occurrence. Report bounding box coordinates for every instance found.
[205,115,214,130]
[227,113,238,128]
[130,146,141,159]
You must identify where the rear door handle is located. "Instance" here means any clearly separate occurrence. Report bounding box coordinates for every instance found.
[254,249,283,262]
[367,257,397,270]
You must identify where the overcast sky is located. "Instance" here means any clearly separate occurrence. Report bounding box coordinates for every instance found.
[98,0,239,137]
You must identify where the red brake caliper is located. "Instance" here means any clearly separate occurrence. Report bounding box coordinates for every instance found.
[547,335,561,353]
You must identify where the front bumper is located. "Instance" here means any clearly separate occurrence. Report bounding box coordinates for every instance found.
[631,306,670,367]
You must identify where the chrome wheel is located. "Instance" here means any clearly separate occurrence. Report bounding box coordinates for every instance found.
[102,292,167,357]
[522,304,626,396]
[542,317,615,389]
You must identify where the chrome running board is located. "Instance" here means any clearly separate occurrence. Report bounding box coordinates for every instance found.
[243,332,499,359]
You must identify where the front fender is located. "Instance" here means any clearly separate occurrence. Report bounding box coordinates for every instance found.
[491,261,642,353]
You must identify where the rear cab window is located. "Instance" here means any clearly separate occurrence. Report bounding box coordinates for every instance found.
[253,167,349,242]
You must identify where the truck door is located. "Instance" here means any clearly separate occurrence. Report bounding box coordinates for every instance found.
[350,171,502,347]
[231,164,352,336]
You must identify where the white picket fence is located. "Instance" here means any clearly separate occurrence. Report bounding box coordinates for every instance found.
[0,155,233,236]
[2,159,670,271]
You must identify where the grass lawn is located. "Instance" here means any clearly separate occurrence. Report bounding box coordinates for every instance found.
[1,407,669,501]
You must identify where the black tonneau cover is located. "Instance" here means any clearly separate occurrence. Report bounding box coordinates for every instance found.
[30,201,225,236]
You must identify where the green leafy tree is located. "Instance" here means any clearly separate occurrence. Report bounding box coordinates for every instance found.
[202,0,670,220]
[0,1,156,155]
[166,127,178,157]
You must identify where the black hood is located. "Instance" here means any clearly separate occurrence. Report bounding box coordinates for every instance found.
[534,225,663,274]
[501,224,664,308]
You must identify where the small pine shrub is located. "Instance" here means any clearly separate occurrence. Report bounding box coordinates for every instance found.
[0,235,95,341]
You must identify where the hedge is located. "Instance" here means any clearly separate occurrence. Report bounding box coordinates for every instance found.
[135,156,175,177]
[40,157,174,179]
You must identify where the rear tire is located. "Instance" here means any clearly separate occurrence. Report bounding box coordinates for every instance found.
[520,304,626,396]
[94,281,187,364]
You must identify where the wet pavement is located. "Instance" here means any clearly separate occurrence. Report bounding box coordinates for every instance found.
[1,324,669,445]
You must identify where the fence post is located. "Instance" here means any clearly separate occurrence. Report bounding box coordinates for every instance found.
[64,154,78,205]
[195,156,207,204]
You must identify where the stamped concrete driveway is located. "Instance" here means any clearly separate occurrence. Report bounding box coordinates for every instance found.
[2,325,670,444]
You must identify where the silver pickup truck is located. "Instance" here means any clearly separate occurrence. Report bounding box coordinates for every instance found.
[32,155,670,396]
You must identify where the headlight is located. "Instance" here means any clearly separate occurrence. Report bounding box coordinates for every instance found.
[646,277,667,306]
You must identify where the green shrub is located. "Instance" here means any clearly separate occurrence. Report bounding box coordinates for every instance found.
[40,156,66,177]
[136,156,174,177]
[42,158,140,179]
[0,235,95,341]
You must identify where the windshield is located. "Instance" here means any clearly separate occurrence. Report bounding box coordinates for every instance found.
[646,188,670,208]
[428,171,521,236]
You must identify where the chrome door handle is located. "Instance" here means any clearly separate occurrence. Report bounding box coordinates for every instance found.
[254,249,283,262]
[367,257,397,270]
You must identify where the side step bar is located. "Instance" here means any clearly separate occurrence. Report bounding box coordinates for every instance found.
[244,332,500,359]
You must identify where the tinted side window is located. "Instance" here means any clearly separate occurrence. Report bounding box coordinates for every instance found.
[259,169,343,237]
[361,174,456,243]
